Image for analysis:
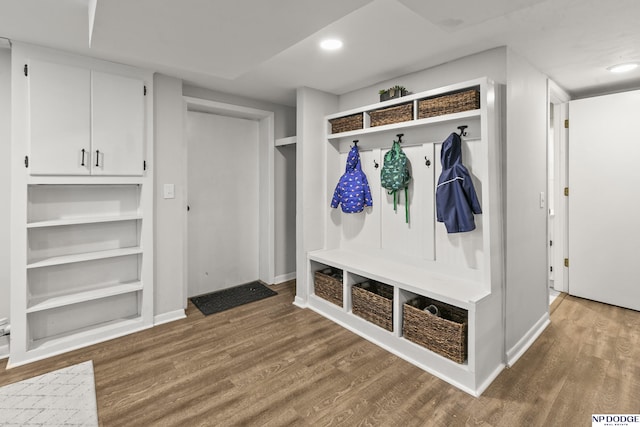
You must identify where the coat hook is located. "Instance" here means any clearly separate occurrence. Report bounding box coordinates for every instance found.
[457,125,468,137]
[352,139,359,147]
[396,133,404,143]
[374,160,379,169]
[425,156,431,167]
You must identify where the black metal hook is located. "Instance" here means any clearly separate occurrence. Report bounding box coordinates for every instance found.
[425,156,431,167]
[352,139,359,147]
[374,160,379,169]
[457,126,468,137]
[396,133,404,143]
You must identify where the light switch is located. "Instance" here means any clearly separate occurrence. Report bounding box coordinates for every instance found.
[163,184,175,199]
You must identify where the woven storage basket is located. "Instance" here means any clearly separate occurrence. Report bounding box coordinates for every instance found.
[403,296,468,364]
[352,281,394,331]
[368,102,413,127]
[314,268,343,307]
[417,88,480,119]
[329,113,363,134]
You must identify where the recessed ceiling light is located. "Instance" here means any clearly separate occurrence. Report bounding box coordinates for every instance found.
[320,39,343,51]
[607,62,639,73]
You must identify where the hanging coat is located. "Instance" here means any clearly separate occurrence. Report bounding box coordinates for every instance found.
[436,132,482,233]
[331,145,373,213]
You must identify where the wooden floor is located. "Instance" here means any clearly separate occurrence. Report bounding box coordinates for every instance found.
[1,282,639,426]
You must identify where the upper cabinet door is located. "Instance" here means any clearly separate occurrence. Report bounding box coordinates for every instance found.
[29,59,91,175]
[91,71,145,176]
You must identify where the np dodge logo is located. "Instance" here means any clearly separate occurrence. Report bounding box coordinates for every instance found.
[593,414,640,426]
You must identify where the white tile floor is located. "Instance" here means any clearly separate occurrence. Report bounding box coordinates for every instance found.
[0,360,98,427]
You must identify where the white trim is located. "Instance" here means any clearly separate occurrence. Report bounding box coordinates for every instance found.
[274,272,296,284]
[506,312,550,367]
[293,297,307,308]
[154,309,186,326]
[183,96,276,292]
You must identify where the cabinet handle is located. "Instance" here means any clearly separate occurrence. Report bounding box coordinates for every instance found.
[81,149,86,166]
[95,150,100,167]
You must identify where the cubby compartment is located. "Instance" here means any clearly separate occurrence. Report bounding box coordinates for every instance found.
[27,254,142,312]
[352,280,394,331]
[27,220,140,265]
[28,184,141,224]
[27,291,141,350]
[402,294,468,364]
[313,265,344,307]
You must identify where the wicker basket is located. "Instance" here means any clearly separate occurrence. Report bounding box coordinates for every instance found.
[368,102,413,127]
[417,88,480,119]
[314,268,343,307]
[403,296,468,364]
[352,281,394,331]
[329,113,363,134]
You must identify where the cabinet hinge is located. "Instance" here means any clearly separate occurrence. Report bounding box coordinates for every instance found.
[550,240,553,247]
[564,258,569,267]
[24,156,29,168]
[564,119,569,128]
[550,266,553,272]
[144,85,147,96]
[143,160,146,171]
[564,187,569,196]
[24,64,28,77]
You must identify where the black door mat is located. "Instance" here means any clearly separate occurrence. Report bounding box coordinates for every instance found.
[190,281,277,316]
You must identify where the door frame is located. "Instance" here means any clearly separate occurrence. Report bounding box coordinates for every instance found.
[547,80,569,293]
[183,96,275,296]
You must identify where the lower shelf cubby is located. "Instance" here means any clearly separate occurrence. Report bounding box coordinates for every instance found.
[352,280,394,332]
[313,266,343,307]
[402,295,468,364]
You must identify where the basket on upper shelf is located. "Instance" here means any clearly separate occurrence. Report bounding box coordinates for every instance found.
[418,88,480,119]
[368,102,413,128]
[403,296,468,364]
[329,113,363,134]
[352,280,394,331]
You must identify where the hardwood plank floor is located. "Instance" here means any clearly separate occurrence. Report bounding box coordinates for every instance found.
[1,281,639,426]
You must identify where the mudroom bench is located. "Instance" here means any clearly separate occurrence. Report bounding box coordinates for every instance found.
[306,248,502,396]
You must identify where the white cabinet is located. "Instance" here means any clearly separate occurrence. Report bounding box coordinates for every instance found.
[28,59,91,176]
[10,42,154,367]
[91,71,145,175]
[27,58,145,176]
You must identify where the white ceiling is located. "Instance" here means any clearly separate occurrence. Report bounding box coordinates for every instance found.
[1,0,639,106]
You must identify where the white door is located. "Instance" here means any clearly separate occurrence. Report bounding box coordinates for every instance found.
[186,111,260,297]
[91,71,145,176]
[568,90,640,311]
[28,59,91,175]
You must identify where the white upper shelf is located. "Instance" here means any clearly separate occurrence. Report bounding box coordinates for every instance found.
[326,77,486,141]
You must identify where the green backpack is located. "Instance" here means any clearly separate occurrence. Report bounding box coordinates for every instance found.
[380,137,411,223]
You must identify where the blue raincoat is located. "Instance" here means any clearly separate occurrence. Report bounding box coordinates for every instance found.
[331,145,373,213]
[436,132,482,233]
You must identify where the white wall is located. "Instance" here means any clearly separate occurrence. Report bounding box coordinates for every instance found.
[0,47,10,324]
[275,144,296,282]
[153,74,186,317]
[504,49,549,359]
[295,87,338,304]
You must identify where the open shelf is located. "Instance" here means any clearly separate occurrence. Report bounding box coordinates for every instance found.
[27,247,143,269]
[27,281,143,313]
[27,214,143,228]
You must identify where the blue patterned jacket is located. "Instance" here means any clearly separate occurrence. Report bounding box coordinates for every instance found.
[331,145,373,213]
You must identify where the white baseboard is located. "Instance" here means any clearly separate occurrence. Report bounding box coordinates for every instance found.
[506,312,550,367]
[293,296,307,308]
[274,272,296,284]
[154,309,186,326]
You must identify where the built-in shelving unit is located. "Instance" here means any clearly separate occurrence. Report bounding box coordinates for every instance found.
[9,43,154,367]
[302,77,504,396]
